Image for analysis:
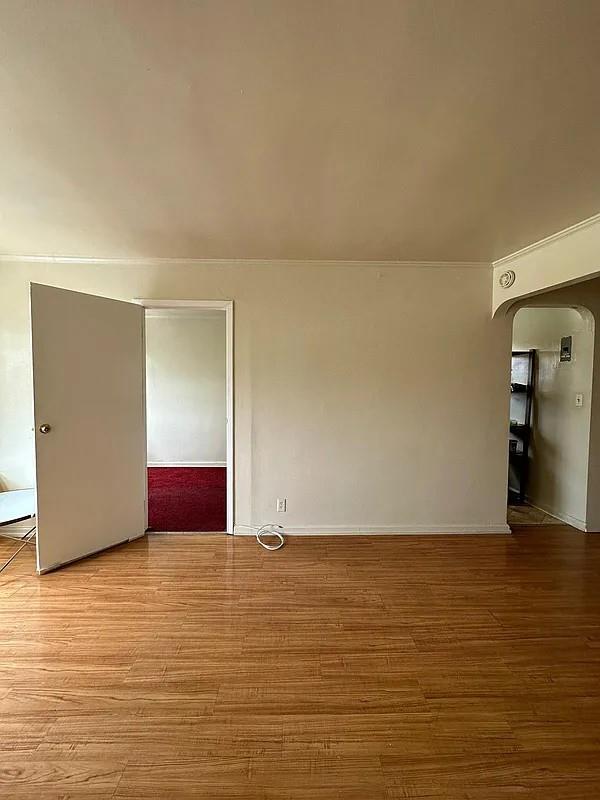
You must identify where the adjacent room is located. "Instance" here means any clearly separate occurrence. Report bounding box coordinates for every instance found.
[507,306,594,529]
[1,1,600,796]
[145,307,228,532]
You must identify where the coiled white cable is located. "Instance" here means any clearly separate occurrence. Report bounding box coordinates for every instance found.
[255,523,285,550]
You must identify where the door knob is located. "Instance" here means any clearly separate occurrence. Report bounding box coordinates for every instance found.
[39,424,52,434]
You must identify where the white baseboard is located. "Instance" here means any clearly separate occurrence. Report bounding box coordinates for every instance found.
[147,461,226,468]
[525,499,587,531]
[3,518,511,538]
[234,523,511,536]
[147,530,224,535]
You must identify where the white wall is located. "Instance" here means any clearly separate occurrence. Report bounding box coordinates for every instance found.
[145,312,226,466]
[0,259,511,533]
[512,308,594,527]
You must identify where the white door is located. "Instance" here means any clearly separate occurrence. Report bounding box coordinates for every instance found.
[31,284,146,573]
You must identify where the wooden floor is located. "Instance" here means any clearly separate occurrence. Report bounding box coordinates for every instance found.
[1,527,600,798]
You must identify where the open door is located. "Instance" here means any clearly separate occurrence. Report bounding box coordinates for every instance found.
[31,284,146,573]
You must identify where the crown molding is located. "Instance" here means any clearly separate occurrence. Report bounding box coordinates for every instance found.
[493,212,600,269]
[0,253,491,269]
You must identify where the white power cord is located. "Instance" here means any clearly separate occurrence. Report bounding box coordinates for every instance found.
[251,523,286,550]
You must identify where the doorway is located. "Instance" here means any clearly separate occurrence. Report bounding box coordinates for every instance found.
[507,306,594,530]
[29,286,234,575]
[139,299,234,534]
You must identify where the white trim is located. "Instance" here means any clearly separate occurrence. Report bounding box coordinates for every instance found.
[136,299,233,310]
[147,530,224,535]
[145,308,224,319]
[0,254,490,269]
[234,523,511,536]
[147,461,226,468]
[141,314,148,533]
[136,298,234,535]
[493,212,600,268]
[225,303,234,537]
[524,500,587,532]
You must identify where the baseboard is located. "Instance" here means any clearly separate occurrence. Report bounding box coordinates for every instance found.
[147,530,225,535]
[147,461,226,468]
[525,499,587,531]
[4,518,511,537]
[233,523,511,536]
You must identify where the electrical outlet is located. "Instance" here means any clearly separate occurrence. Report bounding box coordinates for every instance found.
[276,498,287,513]
[575,393,584,407]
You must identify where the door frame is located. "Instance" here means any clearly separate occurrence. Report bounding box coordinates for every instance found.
[135,298,234,534]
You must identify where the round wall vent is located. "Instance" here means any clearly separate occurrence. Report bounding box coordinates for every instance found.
[499,270,516,289]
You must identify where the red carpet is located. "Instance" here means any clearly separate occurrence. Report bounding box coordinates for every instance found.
[147,467,226,532]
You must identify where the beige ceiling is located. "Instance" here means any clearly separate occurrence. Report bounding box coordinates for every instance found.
[1,0,599,262]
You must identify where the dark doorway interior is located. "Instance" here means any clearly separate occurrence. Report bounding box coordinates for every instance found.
[147,467,226,532]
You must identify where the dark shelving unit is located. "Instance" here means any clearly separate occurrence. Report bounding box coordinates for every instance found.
[508,349,535,504]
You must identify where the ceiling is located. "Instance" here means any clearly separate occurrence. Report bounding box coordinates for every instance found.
[1,0,599,262]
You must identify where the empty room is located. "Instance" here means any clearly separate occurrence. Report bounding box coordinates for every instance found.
[1,1,600,797]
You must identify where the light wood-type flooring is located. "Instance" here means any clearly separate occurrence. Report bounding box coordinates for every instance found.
[1,527,600,798]
[507,503,562,526]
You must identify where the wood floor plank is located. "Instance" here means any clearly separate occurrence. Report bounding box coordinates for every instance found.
[1,526,600,796]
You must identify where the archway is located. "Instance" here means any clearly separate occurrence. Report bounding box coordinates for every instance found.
[506,305,594,530]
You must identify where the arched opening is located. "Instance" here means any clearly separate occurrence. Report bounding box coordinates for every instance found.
[507,305,594,529]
